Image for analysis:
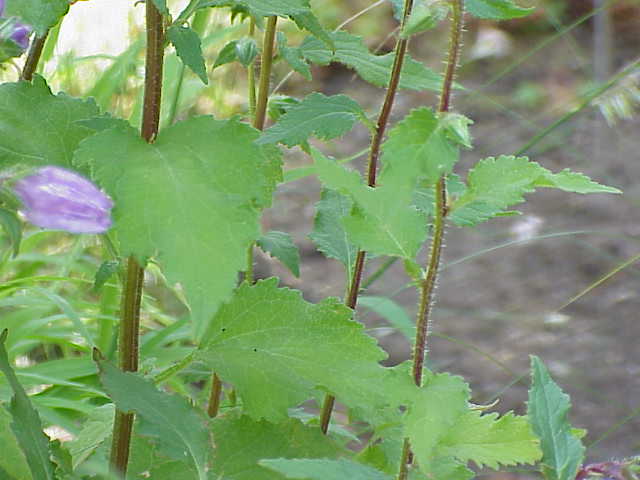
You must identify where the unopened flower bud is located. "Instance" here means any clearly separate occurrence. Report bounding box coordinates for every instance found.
[14,166,113,234]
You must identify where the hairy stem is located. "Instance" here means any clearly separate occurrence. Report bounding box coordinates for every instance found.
[21,32,48,81]
[207,16,278,420]
[319,0,416,435]
[398,1,464,478]
[109,2,165,477]
[253,16,277,131]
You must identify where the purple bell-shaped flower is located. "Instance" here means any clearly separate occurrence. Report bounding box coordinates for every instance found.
[14,166,113,234]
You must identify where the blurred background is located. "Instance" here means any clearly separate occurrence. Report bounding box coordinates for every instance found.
[1,0,639,475]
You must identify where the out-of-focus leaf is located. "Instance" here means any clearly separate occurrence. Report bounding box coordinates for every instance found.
[0,208,22,257]
[0,329,56,480]
[466,0,533,19]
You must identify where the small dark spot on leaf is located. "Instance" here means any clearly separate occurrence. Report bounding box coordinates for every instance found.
[253,348,257,352]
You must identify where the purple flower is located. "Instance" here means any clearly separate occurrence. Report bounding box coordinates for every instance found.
[14,166,113,234]
[9,22,30,50]
[0,0,4,17]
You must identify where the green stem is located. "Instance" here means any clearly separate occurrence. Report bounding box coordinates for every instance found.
[247,19,257,119]
[253,16,277,131]
[398,1,464,478]
[21,32,48,81]
[319,0,416,436]
[109,1,165,477]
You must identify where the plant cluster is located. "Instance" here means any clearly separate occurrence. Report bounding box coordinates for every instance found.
[0,0,633,479]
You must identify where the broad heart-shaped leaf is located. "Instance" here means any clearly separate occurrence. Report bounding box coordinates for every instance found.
[258,93,368,147]
[211,415,344,480]
[300,31,442,92]
[74,116,281,340]
[449,156,621,226]
[466,0,534,19]
[436,411,541,470]
[0,76,100,169]
[5,0,69,36]
[199,278,393,422]
[380,107,466,187]
[313,148,427,260]
[96,356,211,480]
[167,25,208,84]
[309,188,358,284]
[260,458,392,480]
[0,330,56,480]
[257,230,300,277]
[527,356,585,480]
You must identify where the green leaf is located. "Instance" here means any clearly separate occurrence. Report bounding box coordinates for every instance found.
[309,188,358,282]
[92,260,120,293]
[257,231,301,277]
[278,33,312,80]
[300,31,442,91]
[437,411,541,469]
[313,148,427,260]
[67,404,114,469]
[381,107,461,187]
[214,38,258,69]
[257,93,367,147]
[167,25,209,84]
[290,11,333,49]
[5,0,69,36]
[358,296,414,340]
[235,37,259,66]
[401,1,449,38]
[199,278,393,421]
[450,156,620,227]
[0,76,100,169]
[465,0,534,19]
[0,208,22,257]
[96,356,211,480]
[535,169,622,194]
[0,330,56,480]
[74,116,281,340]
[211,415,343,480]
[260,458,392,480]
[201,0,310,17]
[0,407,31,480]
[404,372,470,469]
[527,356,585,480]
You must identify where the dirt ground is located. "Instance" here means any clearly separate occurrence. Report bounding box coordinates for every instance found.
[257,5,640,474]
